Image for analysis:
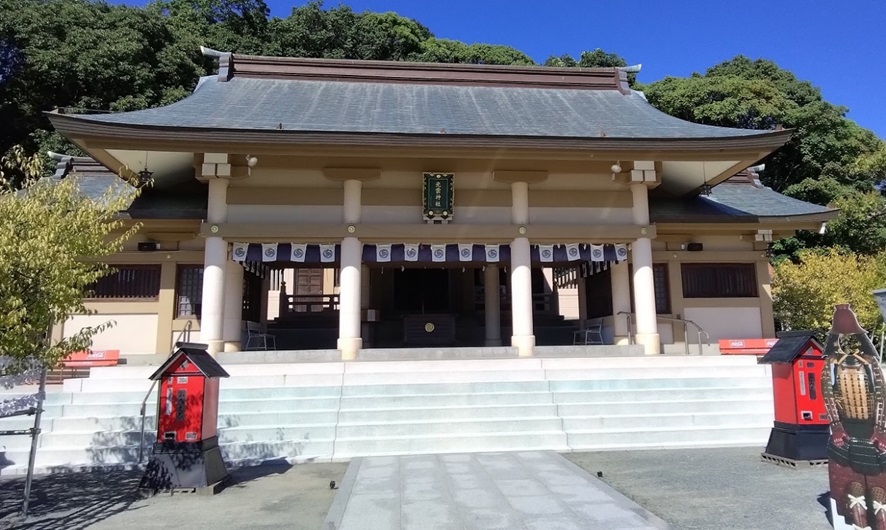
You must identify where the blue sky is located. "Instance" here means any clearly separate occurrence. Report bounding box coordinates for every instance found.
[116,0,885,138]
[264,0,886,139]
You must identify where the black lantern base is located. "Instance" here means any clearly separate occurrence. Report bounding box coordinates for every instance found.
[139,436,230,494]
[762,422,829,465]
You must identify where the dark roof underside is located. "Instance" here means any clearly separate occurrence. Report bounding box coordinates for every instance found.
[650,182,832,223]
[53,157,206,219]
[71,77,775,140]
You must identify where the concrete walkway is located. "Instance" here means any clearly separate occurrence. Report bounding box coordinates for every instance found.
[323,451,670,530]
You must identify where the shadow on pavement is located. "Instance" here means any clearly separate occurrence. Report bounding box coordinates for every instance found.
[0,462,293,530]
[818,492,833,526]
[0,470,143,530]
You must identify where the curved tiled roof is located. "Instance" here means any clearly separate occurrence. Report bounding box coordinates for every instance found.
[72,75,777,140]
[650,181,834,223]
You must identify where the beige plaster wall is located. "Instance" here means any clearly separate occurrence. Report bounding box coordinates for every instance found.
[529,207,634,225]
[64,314,159,355]
[683,306,763,341]
[228,204,342,224]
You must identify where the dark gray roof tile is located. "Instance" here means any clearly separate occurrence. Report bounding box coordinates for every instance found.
[650,182,834,222]
[75,77,772,139]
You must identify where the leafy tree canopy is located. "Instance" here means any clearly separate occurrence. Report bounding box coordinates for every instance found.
[544,49,636,84]
[0,0,538,170]
[414,38,533,65]
[0,150,140,374]
[643,56,884,194]
[773,248,886,336]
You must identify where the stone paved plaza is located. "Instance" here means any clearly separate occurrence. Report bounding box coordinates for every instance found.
[326,452,669,530]
[0,447,832,530]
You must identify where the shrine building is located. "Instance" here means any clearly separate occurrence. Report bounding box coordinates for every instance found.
[46,51,836,359]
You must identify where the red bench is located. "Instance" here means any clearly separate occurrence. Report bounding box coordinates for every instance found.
[48,349,121,383]
[718,338,778,355]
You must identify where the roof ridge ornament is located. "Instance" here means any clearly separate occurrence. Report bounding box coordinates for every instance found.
[619,64,642,73]
[200,46,233,82]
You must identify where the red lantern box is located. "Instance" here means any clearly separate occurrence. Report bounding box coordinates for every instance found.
[759,331,828,464]
[139,343,231,493]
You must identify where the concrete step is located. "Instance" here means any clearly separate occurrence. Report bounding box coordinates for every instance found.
[0,416,42,431]
[50,415,155,432]
[218,411,339,429]
[221,439,335,463]
[218,397,340,414]
[549,377,770,392]
[4,354,779,473]
[52,385,343,405]
[545,366,769,381]
[218,425,336,444]
[49,410,339,433]
[39,430,151,450]
[561,412,773,431]
[553,387,771,404]
[333,431,570,458]
[337,404,558,423]
[43,396,340,419]
[557,398,772,416]
[335,417,564,439]
[75,355,767,384]
[339,392,553,409]
[567,425,772,450]
[341,380,551,397]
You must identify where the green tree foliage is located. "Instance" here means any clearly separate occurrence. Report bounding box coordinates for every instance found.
[0,0,535,173]
[770,190,886,259]
[414,38,533,65]
[151,0,272,55]
[643,56,884,194]
[543,49,635,84]
[0,0,205,173]
[821,192,886,255]
[0,151,140,375]
[544,49,626,68]
[265,2,432,60]
[772,248,885,335]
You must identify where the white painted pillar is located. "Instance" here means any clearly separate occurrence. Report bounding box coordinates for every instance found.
[484,264,502,346]
[631,183,660,354]
[510,180,535,356]
[338,179,363,360]
[222,262,244,352]
[200,177,229,355]
[610,260,632,345]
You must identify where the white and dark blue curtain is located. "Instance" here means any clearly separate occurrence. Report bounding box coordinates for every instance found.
[230,243,628,265]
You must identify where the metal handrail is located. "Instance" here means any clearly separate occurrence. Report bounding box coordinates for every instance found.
[616,312,710,355]
[657,315,710,355]
[616,311,634,345]
[138,320,192,463]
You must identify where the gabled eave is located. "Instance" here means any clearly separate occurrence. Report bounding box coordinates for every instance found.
[47,111,792,159]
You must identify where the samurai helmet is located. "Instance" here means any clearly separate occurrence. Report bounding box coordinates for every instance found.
[830,304,867,336]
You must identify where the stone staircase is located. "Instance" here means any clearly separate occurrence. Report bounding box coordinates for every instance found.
[0,354,774,475]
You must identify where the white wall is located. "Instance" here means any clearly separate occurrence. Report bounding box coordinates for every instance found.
[558,287,579,320]
[683,307,763,341]
[64,314,159,355]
